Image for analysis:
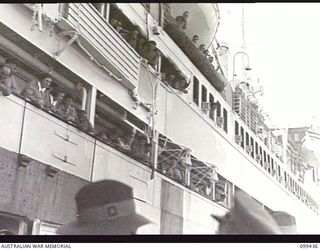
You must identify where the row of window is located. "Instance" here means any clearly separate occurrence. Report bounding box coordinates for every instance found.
[191,76,318,213]
[20,3,320,215]
[193,77,228,132]
[235,121,319,213]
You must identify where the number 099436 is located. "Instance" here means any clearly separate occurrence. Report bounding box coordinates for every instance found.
[300,244,318,248]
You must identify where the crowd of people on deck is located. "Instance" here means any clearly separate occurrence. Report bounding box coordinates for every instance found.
[110,14,190,93]
[1,60,221,202]
[174,11,218,71]
[109,18,161,70]
[0,60,151,165]
[0,4,303,236]
[157,148,228,205]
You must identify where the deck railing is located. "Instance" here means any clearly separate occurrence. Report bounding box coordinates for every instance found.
[63,3,141,89]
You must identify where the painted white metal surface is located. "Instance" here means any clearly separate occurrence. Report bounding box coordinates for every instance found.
[66,3,140,89]
[20,103,94,180]
[0,95,25,153]
[170,3,219,47]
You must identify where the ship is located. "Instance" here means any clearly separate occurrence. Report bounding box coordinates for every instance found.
[0,3,319,235]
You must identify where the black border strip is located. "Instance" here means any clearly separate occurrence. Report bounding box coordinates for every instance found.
[0,235,319,243]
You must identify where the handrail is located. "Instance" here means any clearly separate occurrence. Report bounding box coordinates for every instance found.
[53,3,141,90]
[3,92,318,212]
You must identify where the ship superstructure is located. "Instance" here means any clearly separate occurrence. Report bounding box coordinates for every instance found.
[0,3,319,234]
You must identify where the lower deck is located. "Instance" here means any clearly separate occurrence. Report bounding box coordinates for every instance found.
[0,94,320,234]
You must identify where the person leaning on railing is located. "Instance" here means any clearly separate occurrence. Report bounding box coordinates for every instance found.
[175,11,189,30]
[76,110,95,135]
[162,73,175,87]
[97,127,122,146]
[125,29,140,51]
[130,135,150,163]
[215,181,227,203]
[141,40,157,63]
[192,35,199,44]
[110,19,118,30]
[136,37,147,56]
[0,63,17,97]
[167,158,184,183]
[203,179,213,197]
[21,74,53,110]
[115,21,122,33]
[111,19,129,38]
[158,161,170,175]
[203,49,209,59]
[60,94,78,125]
[199,44,206,53]
[117,128,137,151]
[148,49,161,69]
[96,130,111,144]
[190,180,200,192]
[171,71,190,93]
[50,92,66,116]
[208,56,214,64]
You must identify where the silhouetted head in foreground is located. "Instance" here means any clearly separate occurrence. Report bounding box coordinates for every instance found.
[57,180,151,235]
[270,211,297,234]
[211,190,281,234]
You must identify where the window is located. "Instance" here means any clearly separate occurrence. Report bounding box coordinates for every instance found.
[240,127,244,148]
[193,77,199,106]
[216,101,221,117]
[284,172,287,183]
[209,94,215,120]
[250,137,254,158]
[201,85,207,103]
[235,121,239,135]
[245,132,249,150]
[277,165,281,178]
[255,142,258,155]
[267,154,271,173]
[313,167,317,182]
[259,147,263,166]
[223,108,228,133]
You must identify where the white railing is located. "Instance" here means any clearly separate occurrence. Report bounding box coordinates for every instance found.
[65,3,140,89]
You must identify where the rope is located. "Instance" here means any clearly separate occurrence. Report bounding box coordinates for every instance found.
[145,10,149,40]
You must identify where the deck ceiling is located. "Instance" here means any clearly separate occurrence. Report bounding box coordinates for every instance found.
[0,22,85,85]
